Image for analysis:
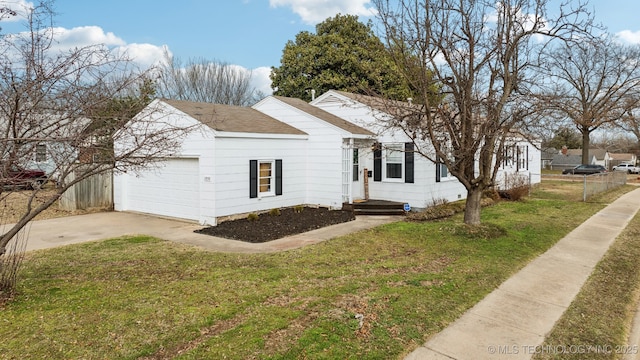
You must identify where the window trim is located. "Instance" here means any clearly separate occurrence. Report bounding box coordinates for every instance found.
[383,143,404,182]
[35,144,47,162]
[258,160,276,197]
[436,155,454,182]
[517,145,528,170]
[250,159,282,199]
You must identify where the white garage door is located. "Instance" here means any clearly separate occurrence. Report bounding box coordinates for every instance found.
[124,158,200,220]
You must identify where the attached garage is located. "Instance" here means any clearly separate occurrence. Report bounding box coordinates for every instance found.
[114,99,309,226]
[120,158,200,221]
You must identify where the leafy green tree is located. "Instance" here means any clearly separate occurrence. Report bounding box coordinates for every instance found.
[545,127,582,150]
[270,14,413,102]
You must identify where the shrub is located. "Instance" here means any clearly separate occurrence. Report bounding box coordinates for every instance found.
[499,186,529,201]
[497,173,530,201]
[483,188,501,202]
[293,205,304,213]
[268,208,281,216]
[426,197,449,208]
[247,213,259,221]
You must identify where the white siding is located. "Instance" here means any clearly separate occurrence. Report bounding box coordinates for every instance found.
[253,97,348,209]
[312,92,467,207]
[495,139,542,189]
[114,100,217,225]
[213,136,308,217]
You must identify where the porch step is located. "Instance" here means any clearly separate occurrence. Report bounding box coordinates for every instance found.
[343,200,407,216]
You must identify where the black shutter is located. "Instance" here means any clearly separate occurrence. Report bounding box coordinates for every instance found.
[526,146,529,170]
[275,159,283,196]
[373,142,382,182]
[405,142,414,183]
[435,156,441,183]
[373,143,382,181]
[249,160,258,198]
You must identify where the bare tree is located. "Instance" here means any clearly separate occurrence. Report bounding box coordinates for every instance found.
[539,34,640,164]
[156,50,263,106]
[0,2,191,263]
[372,0,592,225]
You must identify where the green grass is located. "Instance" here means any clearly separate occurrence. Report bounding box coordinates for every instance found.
[0,183,635,359]
[533,195,640,360]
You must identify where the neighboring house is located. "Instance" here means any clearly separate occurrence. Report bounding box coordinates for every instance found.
[113,92,542,225]
[608,153,637,168]
[24,143,56,175]
[563,148,607,168]
[541,148,557,170]
[551,154,591,171]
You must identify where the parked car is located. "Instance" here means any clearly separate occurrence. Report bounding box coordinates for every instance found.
[1,165,48,189]
[612,163,640,174]
[562,164,608,175]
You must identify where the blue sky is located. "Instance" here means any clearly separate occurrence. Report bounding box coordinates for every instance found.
[1,0,639,95]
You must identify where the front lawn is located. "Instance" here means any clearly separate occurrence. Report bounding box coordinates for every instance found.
[0,184,635,359]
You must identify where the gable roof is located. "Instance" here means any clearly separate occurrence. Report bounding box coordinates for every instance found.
[329,90,416,117]
[608,153,635,161]
[551,154,583,166]
[567,149,607,160]
[272,96,375,136]
[564,148,607,160]
[163,99,306,135]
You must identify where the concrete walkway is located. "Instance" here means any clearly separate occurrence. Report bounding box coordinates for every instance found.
[16,211,400,254]
[406,187,640,360]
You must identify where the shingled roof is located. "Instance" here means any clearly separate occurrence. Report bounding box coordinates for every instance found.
[163,99,307,135]
[333,91,412,111]
[273,96,375,136]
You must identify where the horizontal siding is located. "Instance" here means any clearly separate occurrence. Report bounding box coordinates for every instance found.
[367,156,466,208]
[313,94,470,208]
[214,137,308,218]
[114,102,218,225]
[254,98,351,209]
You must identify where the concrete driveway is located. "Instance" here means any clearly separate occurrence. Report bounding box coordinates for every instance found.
[14,211,400,254]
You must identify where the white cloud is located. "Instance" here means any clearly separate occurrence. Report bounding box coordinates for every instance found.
[223,64,273,96]
[51,26,125,48]
[4,22,271,97]
[250,66,273,95]
[22,25,166,70]
[269,0,377,24]
[617,30,640,44]
[0,0,34,21]
[114,43,167,69]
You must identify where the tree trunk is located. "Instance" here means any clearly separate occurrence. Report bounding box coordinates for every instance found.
[581,130,590,164]
[463,187,483,225]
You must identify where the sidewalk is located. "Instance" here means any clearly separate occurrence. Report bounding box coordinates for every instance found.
[405,187,640,359]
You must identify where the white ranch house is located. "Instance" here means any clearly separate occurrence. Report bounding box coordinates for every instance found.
[113,91,541,225]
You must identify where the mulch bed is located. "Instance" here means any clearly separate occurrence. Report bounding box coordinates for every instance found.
[194,207,355,243]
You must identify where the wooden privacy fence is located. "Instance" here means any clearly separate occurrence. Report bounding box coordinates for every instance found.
[59,170,113,211]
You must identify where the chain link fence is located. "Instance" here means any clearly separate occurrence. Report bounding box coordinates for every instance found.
[582,171,627,201]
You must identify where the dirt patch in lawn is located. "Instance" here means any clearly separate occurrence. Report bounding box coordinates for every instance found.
[195,207,355,243]
[1,188,107,223]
